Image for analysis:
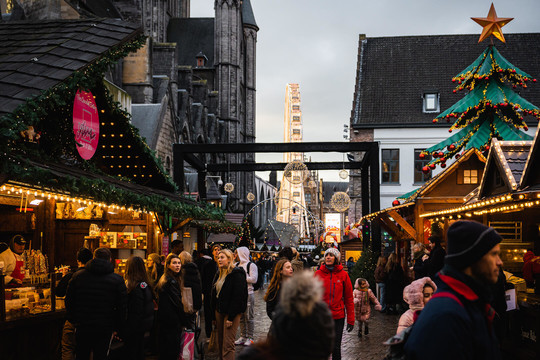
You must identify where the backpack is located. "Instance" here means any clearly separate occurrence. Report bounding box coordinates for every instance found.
[382,291,464,360]
[247,261,264,291]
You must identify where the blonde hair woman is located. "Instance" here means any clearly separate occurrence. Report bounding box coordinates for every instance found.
[211,249,248,360]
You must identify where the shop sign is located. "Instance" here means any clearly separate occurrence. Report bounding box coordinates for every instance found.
[325,213,341,243]
[73,90,99,160]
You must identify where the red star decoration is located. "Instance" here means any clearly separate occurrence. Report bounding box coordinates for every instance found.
[471,3,513,43]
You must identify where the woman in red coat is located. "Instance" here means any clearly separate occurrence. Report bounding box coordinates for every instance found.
[315,247,354,360]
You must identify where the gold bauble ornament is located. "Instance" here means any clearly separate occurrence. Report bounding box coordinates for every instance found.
[283,161,309,184]
[330,192,350,212]
[247,192,255,202]
[224,183,234,193]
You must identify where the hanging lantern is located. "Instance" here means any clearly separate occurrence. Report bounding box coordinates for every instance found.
[283,160,309,184]
[246,192,255,202]
[338,169,349,179]
[224,183,234,193]
[330,192,350,212]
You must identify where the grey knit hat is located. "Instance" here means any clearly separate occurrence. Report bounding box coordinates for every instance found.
[324,247,341,263]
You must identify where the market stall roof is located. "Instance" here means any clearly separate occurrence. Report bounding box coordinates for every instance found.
[520,125,540,190]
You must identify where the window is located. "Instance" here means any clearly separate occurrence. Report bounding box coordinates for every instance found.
[292,129,301,134]
[463,169,478,184]
[382,149,399,183]
[292,105,300,111]
[414,149,432,184]
[423,93,439,113]
[293,116,300,121]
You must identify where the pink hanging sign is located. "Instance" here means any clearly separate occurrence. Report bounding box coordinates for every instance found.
[73,90,99,160]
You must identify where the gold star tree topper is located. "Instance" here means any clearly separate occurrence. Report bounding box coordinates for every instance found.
[471,3,513,43]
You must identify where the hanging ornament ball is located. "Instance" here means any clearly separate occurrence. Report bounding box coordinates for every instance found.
[419,153,425,159]
[284,160,309,184]
[441,163,447,168]
[339,169,349,179]
[432,119,437,124]
[422,166,430,174]
[429,163,436,170]
[485,145,490,151]
[330,192,350,213]
[392,199,400,206]
[224,183,234,193]
[246,192,255,202]
[455,153,461,159]
[448,144,456,151]
[438,151,444,158]
[525,126,529,131]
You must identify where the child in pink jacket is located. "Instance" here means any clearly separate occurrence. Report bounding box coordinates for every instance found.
[353,278,381,337]
[396,276,437,334]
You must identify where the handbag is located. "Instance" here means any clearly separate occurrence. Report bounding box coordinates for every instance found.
[180,330,195,360]
[182,286,195,314]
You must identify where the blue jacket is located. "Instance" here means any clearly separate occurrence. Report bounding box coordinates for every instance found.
[404,265,501,360]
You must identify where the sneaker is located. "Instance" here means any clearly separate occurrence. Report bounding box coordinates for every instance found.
[243,338,254,346]
[234,337,247,345]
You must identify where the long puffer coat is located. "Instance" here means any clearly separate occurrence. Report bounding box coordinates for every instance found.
[353,279,381,322]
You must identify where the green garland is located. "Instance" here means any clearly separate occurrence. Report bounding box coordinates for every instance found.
[190,220,240,234]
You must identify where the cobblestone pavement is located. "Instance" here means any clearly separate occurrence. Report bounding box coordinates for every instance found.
[200,284,401,360]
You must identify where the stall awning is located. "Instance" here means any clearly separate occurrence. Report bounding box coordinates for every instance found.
[207,233,236,243]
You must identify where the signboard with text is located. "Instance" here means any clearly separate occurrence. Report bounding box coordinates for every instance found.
[73,90,99,160]
[325,213,341,243]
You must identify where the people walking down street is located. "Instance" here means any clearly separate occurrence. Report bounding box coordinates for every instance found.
[156,253,188,360]
[412,243,427,280]
[146,252,164,288]
[315,247,354,360]
[264,259,294,320]
[423,234,446,280]
[353,278,381,337]
[237,271,335,360]
[396,276,436,334]
[211,249,248,360]
[385,253,405,314]
[278,246,294,261]
[347,257,355,272]
[179,250,203,330]
[121,256,155,360]
[374,256,388,312]
[65,247,127,360]
[56,247,93,360]
[405,221,504,360]
[235,246,258,346]
[290,247,304,273]
[201,244,221,338]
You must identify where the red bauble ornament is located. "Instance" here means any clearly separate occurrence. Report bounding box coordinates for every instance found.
[453,90,457,93]
[432,152,439,158]
[449,129,453,133]
[429,163,436,170]
[525,126,529,131]
[419,153,425,159]
[438,152,444,158]
[455,153,461,159]
[449,144,456,151]
[485,145,490,151]
[534,79,537,82]
[441,163,447,168]
[392,200,400,206]
[422,166,430,174]
[432,119,437,124]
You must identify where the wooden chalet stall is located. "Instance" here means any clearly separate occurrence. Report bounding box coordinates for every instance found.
[420,136,540,359]
[0,19,225,359]
[360,149,486,263]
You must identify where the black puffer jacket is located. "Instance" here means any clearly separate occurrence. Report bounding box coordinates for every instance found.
[211,267,248,320]
[66,258,127,330]
[181,262,203,311]
[201,258,218,295]
[157,275,188,328]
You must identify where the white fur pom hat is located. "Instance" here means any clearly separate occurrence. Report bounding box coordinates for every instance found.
[324,247,341,263]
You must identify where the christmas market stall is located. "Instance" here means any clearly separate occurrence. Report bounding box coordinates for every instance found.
[0,19,225,359]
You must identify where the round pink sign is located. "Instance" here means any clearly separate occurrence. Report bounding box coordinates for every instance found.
[73,90,100,160]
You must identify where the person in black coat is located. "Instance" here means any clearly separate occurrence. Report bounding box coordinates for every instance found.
[412,242,427,280]
[424,234,447,280]
[156,253,188,360]
[384,253,405,314]
[211,249,248,360]
[57,247,93,360]
[179,251,203,329]
[120,256,155,360]
[65,247,127,360]
[201,244,220,337]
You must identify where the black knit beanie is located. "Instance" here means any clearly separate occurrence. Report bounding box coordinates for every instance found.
[445,221,502,270]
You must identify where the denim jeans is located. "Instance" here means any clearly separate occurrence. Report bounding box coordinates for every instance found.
[377,282,386,311]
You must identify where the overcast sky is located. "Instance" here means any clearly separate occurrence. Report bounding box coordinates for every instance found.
[191,0,540,181]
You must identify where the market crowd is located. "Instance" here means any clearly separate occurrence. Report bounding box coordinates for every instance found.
[58,220,510,360]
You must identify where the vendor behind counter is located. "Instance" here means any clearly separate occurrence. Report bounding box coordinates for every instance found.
[522,250,540,291]
[0,235,27,287]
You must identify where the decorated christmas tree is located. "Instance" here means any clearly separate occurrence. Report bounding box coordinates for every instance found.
[236,217,254,248]
[421,4,538,172]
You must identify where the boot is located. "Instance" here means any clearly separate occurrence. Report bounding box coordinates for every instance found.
[357,328,362,338]
[364,325,369,335]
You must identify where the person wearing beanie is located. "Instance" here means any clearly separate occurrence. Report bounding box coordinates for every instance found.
[237,271,335,360]
[315,247,354,360]
[396,276,436,334]
[405,221,503,360]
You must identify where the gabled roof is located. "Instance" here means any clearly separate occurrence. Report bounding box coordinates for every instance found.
[351,33,540,128]
[400,148,486,203]
[131,102,165,149]
[167,18,214,68]
[0,18,141,118]
[478,138,532,198]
